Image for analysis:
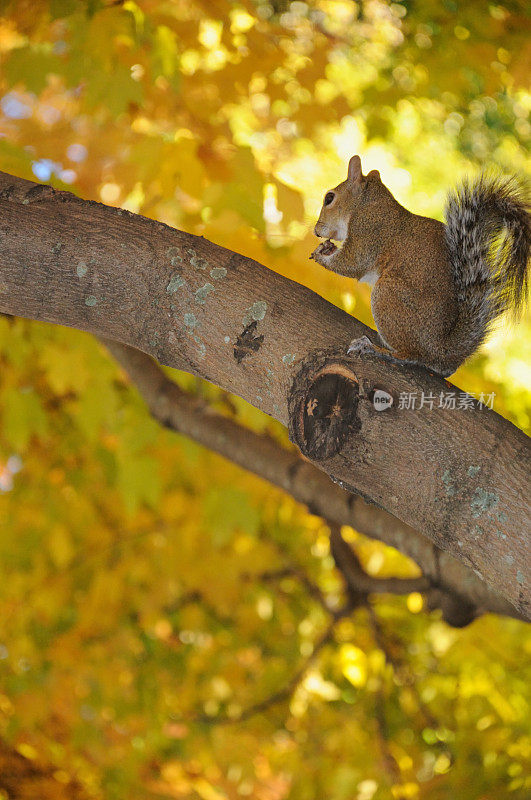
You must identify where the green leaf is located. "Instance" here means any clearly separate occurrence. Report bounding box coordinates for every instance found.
[116,453,161,514]
[4,46,62,93]
[1,387,48,451]
[220,149,265,232]
[203,487,260,547]
[50,0,82,19]
[39,341,90,395]
[84,63,144,116]
[152,24,180,88]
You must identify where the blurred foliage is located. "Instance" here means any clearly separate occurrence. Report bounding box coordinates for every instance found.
[0,1,530,798]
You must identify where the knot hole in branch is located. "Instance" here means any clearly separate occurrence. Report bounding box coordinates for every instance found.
[289,360,361,461]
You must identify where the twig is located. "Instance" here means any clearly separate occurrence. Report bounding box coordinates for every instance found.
[195,615,341,725]
[367,605,453,762]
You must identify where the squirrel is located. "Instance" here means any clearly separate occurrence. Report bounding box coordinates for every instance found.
[310,155,530,376]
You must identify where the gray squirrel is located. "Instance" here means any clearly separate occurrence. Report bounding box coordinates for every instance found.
[311,156,530,376]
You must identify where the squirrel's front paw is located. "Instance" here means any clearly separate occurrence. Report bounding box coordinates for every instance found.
[347,335,374,356]
[310,239,337,264]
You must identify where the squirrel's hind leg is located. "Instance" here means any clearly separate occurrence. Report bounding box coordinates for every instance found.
[347,335,413,364]
[347,335,450,376]
[347,335,382,356]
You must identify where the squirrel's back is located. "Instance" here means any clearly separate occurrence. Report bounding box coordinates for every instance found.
[443,173,530,363]
[310,156,529,376]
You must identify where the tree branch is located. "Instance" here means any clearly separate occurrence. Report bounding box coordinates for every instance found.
[104,340,522,622]
[329,523,430,597]
[196,616,339,725]
[0,171,528,616]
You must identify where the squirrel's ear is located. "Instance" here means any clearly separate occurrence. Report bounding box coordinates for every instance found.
[347,155,362,183]
[368,169,380,181]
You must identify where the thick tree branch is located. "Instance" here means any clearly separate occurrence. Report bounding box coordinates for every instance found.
[104,339,522,622]
[0,172,529,616]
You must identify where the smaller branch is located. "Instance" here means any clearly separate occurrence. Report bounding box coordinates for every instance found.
[242,565,332,614]
[255,527,333,613]
[195,615,340,725]
[367,605,453,763]
[243,567,294,582]
[329,524,430,599]
[425,588,477,628]
[373,678,401,784]
[163,590,235,630]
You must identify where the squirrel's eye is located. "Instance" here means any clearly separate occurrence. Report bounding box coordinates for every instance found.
[324,191,335,206]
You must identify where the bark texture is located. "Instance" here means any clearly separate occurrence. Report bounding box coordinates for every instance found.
[0,171,529,617]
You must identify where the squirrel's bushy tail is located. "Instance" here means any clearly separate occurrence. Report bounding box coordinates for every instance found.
[444,173,530,361]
